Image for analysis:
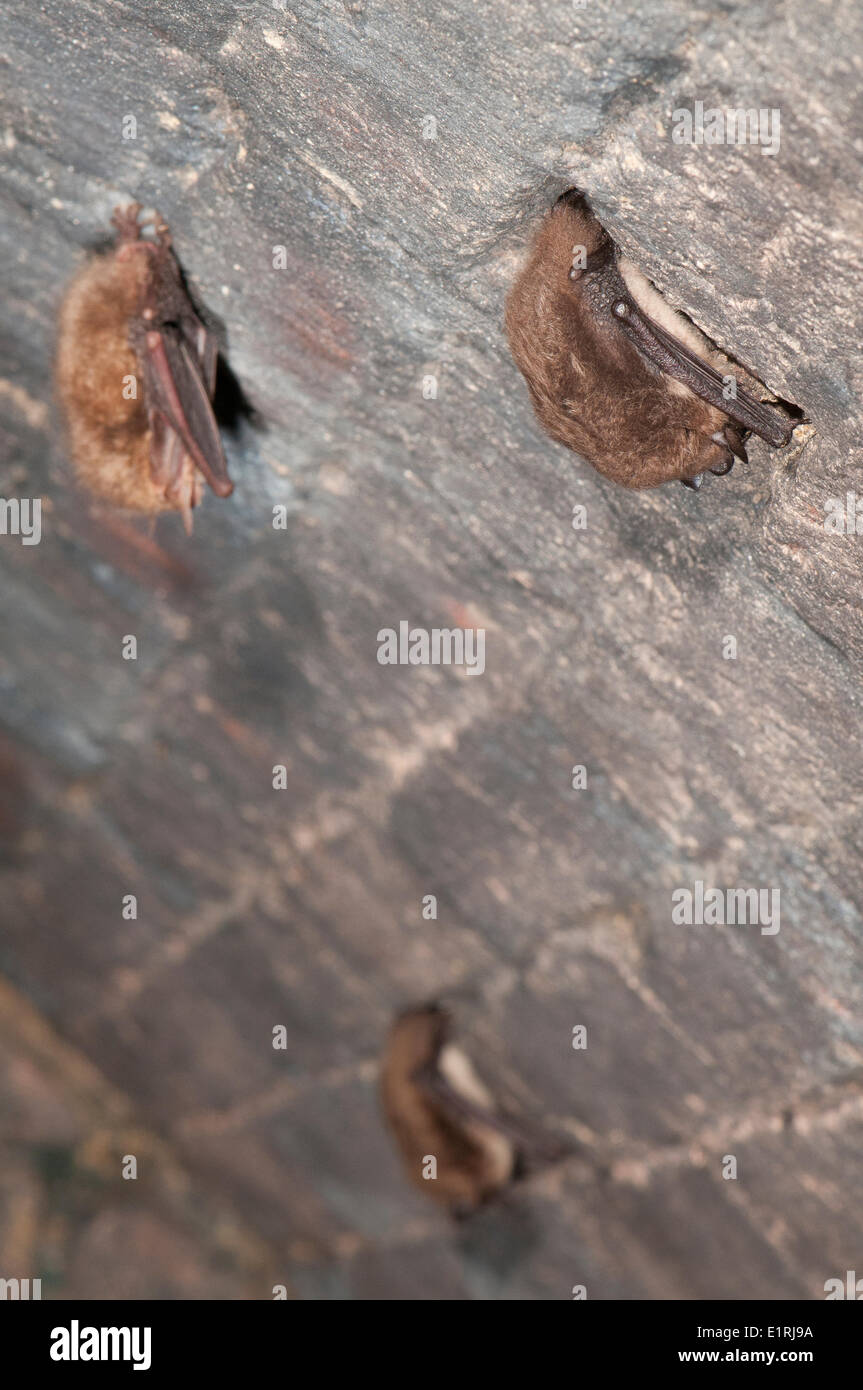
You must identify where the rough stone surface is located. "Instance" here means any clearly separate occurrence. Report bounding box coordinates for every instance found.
[0,0,862,1299]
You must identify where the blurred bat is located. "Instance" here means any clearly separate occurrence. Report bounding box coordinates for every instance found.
[505,188,798,490]
[380,1003,567,1217]
[56,203,234,530]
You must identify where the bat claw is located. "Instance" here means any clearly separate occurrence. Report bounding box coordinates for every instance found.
[681,473,704,490]
[152,212,172,248]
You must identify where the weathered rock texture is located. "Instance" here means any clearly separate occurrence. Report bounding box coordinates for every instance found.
[0,0,862,1299]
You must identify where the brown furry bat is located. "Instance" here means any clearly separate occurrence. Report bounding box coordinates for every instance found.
[505,189,796,490]
[380,1003,567,1217]
[56,204,233,530]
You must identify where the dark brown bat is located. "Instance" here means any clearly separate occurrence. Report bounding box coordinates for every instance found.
[379,1003,565,1217]
[56,203,233,530]
[505,189,796,490]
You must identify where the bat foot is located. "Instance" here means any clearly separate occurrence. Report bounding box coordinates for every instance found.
[681,473,704,490]
[112,203,172,250]
[111,202,144,242]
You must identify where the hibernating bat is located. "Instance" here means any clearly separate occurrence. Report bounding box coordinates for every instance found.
[379,1004,516,1215]
[379,1003,566,1217]
[505,189,797,490]
[56,203,234,530]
